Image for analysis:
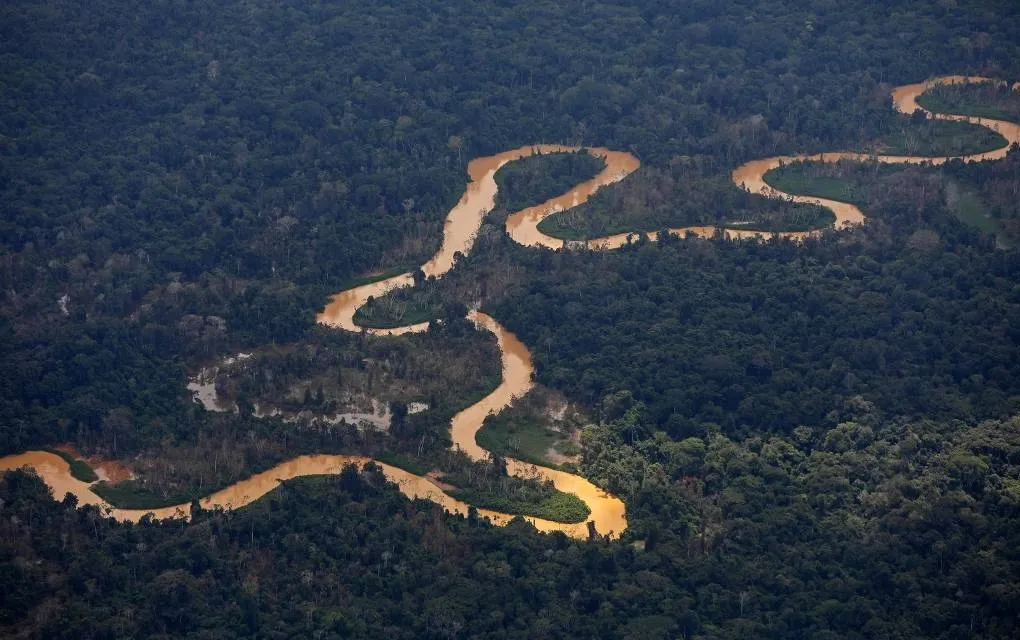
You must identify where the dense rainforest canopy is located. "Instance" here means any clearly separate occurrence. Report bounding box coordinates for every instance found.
[2,0,1020,636]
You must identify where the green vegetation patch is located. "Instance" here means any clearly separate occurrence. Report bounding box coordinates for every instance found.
[764,160,1013,246]
[474,386,585,470]
[536,215,652,241]
[44,449,99,483]
[374,447,593,524]
[374,451,433,477]
[492,151,606,215]
[476,414,561,468]
[764,164,868,206]
[533,162,837,241]
[92,480,198,510]
[717,209,837,233]
[917,81,1020,124]
[352,301,440,328]
[67,460,99,484]
[870,118,1007,156]
[349,272,447,329]
[538,208,835,239]
[450,487,590,524]
[338,264,419,291]
[945,182,1009,248]
[381,445,592,524]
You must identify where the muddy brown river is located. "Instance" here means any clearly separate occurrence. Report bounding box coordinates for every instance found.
[316,145,635,538]
[3,76,1014,540]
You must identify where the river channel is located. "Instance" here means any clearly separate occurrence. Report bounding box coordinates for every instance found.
[3,76,1015,540]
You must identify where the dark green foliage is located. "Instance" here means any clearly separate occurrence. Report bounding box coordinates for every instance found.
[441,452,591,523]
[918,81,1020,124]
[492,173,1020,438]
[353,292,442,328]
[474,386,585,470]
[944,148,1020,242]
[493,151,606,215]
[870,118,1007,155]
[91,480,195,510]
[476,412,563,468]
[765,163,870,205]
[536,161,837,240]
[5,418,1020,640]
[767,154,1020,246]
[67,459,98,483]
[354,152,608,326]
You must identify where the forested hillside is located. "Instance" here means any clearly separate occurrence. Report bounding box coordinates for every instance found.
[2,0,1020,636]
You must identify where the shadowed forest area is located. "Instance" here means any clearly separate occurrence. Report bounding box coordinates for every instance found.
[2,0,1020,636]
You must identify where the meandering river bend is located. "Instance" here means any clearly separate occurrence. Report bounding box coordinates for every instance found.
[3,76,1016,539]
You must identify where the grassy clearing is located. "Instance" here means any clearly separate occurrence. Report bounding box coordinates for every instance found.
[476,414,562,468]
[946,182,1010,248]
[92,481,199,509]
[377,449,589,523]
[872,119,1007,156]
[493,151,606,214]
[951,189,997,234]
[765,164,1011,247]
[918,96,1020,124]
[917,83,1020,125]
[763,167,867,206]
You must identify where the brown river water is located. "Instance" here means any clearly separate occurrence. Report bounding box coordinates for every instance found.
[3,76,1014,539]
